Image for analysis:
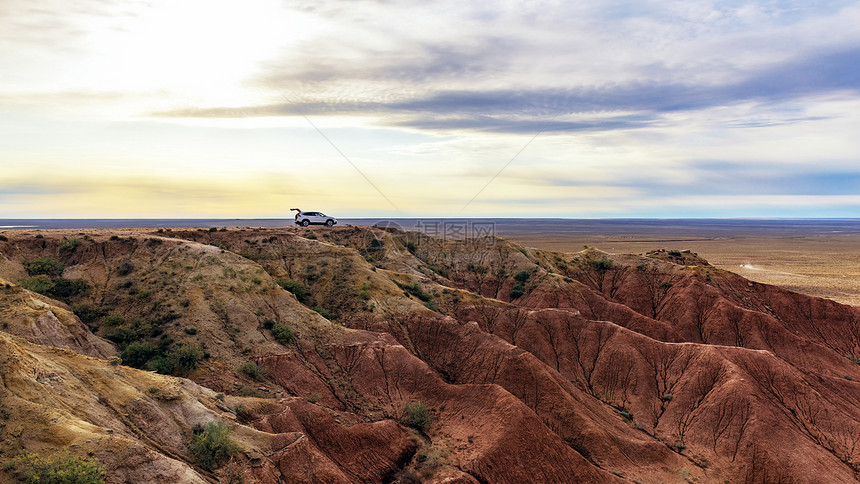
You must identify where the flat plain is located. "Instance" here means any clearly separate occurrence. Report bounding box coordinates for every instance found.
[487,219,860,307]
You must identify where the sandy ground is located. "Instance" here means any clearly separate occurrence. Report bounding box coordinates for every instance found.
[498,230,860,308]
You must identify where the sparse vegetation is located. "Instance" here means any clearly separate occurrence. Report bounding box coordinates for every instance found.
[401,400,432,432]
[277,280,311,304]
[59,237,81,252]
[509,284,525,299]
[271,324,295,345]
[120,341,159,368]
[116,260,135,276]
[20,275,91,301]
[11,450,105,484]
[405,241,418,254]
[398,282,432,302]
[589,257,613,272]
[72,303,104,326]
[188,422,240,471]
[513,270,531,282]
[313,307,332,319]
[239,361,267,381]
[24,256,64,276]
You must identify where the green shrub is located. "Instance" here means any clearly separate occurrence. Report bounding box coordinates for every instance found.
[401,401,432,432]
[11,450,105,484]
[173,343,203,374]
[189,421,239,471]
[48,277,91,299]
[120,341,159,368]
[116,260,134,276]
[147,356,176,375]
[405,241,417,254]
[513,270,531,282]
[104,327,140,347]
[588,258,613,272]
[271,324,295,345]
[19,275,55,294]
[20,275,90,301]
[24,256,64,276]
[509,284,525,299]
[72,303,104,325]
[103,314,126,326]
[239,361,267,381]
[277,280,311,304]
[313,307,332,320]
[400,282,432,302]
[0,234,7,241]
[59,237,81,251]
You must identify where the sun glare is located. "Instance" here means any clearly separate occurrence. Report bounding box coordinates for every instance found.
[82,0,318,106]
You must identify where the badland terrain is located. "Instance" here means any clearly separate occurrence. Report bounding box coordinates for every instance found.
[1,224,859,483]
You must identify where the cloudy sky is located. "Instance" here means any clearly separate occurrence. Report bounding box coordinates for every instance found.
[2,0,859,218]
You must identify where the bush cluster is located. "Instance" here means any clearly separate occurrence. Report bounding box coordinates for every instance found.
[398,282,432,302]
[188,422,240,471]
[588,258,613,272]
[59,237,81,252]
[20,275,91,301]
[118,339,203,376]
[238,361,267,381]
[401,400,432,432]
[271,324,295,345]
[11,450,105,484]
[277,280,311,304]
[24,256,65,277]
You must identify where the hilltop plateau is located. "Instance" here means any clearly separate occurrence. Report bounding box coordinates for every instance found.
[1,225,859,483]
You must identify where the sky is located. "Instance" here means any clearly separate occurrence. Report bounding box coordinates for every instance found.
[1,0,859,218]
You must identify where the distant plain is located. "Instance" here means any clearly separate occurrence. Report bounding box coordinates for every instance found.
[485,219,860,308]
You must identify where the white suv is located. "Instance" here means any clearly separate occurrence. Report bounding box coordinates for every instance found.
[291,209,337,227]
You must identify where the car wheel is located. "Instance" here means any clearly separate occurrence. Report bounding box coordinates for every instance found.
[325,220,334,227]
[301,219,310,227]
